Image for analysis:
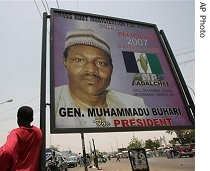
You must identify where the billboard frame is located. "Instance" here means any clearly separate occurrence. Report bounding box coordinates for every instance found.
[48,8,195,134]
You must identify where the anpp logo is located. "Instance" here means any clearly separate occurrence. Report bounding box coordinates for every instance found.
[122,51,164,81]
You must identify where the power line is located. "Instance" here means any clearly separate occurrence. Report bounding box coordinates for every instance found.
[175,49,195,57]
[41,0,49,14]
[0,103,40,121]
[0,96,40,115]
[76,0,79,11]
[178,59,195,65]
[0,106,40,122]
[44,0,50,13]
[0,90,50,117]
[34,0,43,19]
[56,0,60,9]
[174,45,194,53]
[186,79,195,84]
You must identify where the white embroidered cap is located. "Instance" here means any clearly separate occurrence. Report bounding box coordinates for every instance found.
[64,29,111,56]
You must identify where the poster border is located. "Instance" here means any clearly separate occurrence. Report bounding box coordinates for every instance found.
[49,8,195,134]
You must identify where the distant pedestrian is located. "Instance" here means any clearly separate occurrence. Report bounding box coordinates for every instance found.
[169,146,174,158]
[86,154,91,166]
[78,153,84,167]
[46,151,59,171]
[165,147,171,159]
[116,155,120,162]
[0,106,42,171]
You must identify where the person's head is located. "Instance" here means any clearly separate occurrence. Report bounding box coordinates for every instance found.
[62,29,113,97]
[17,106,33,127]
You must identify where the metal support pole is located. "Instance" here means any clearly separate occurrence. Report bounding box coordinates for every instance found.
[92,138,101,170]
[160,30,195,121]
[40,12,48,171]
[81,133,88,171]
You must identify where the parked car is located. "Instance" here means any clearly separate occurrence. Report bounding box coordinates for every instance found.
[57,155,68,171]
[173,144,194,158]
[98,156,107,163]
[67,155,78,168]
[45,148,68,171]
[189,143,195,154]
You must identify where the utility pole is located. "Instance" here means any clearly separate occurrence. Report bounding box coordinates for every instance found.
[92,138,101,170]
[81,133,88,171]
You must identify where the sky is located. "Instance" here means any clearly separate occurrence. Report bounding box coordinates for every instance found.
[0,0,198,154]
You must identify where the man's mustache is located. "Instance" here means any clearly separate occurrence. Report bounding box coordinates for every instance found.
[80,72,101,81]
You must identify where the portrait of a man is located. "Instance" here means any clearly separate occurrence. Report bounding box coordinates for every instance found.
[54,29,147,128]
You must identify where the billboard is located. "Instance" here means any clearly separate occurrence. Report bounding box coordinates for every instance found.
[50,8,194,133]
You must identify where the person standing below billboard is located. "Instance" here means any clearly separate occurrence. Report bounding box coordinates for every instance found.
[55,29,147,128]
[0,106,42,171]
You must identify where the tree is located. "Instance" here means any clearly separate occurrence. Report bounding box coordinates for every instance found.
[144,139,160,151]
[50,145,59,151]
[127,136,144,150]
[166,129,195,144]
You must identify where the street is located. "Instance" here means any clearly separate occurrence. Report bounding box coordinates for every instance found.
[67,157,195,171]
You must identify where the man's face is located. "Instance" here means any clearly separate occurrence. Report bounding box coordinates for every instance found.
[63,45,113,96]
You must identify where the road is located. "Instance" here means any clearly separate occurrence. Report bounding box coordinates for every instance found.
[67,157,195,171]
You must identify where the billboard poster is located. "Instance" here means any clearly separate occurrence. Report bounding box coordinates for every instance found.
[50,9,194,133]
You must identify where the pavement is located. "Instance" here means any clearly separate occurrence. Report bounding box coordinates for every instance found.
[68,157,195,171]
[68,158,132,171]
[69,158,148,171]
